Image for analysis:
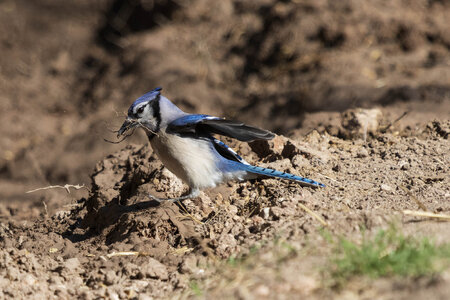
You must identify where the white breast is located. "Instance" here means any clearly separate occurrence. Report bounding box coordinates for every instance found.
[150,132,225,190]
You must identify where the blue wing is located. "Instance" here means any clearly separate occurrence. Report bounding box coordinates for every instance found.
[168,114,219,128]
[167,114,275,142]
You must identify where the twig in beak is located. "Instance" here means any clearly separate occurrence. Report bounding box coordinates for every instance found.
[137,120,158,137]
[105,118,159,144]
[104,127,136,144]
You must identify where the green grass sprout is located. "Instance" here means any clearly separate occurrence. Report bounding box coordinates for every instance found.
[330,226,450,284]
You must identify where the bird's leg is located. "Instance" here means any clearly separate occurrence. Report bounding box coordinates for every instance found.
[149,189,200,203]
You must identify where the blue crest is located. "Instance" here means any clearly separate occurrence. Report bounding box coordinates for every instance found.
[128,87,162,114]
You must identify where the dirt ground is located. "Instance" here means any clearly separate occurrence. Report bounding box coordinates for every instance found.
[0,0,449,299]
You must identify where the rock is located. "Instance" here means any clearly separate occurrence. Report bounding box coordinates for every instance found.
[139,294,154,300]
[216,234,237,256]
[104,270,117,286]
[143,258,168,280]
[227,205,238,215]
[251,216,264,227]
[381,184,392,192]
[49,275,63,285]
[399,160,410,170]
[22,274,36,285]
[356,147,369,158]
[122,263,140,278]
[255,285,270,296]
[180,255,197,274]
[341,108,382,139]
[63,258,80,272]
[269,207,283,219]
[106,289,119,300]
[261,207,270,219]
[72,276,84,287]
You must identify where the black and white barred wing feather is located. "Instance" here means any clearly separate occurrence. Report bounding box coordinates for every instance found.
[166,114,274,142]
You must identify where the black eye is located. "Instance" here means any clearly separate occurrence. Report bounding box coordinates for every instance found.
[137,106,145,114]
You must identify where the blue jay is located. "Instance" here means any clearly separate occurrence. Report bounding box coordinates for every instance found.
[118,87,324,202]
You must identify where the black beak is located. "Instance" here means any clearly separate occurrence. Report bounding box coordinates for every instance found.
[117,118,133,138]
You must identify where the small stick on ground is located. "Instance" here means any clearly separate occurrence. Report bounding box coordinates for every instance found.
[298,202,328,227]
[399,185,428,211]
[106,251,151,258]
[26,184,89,194]
[379,111,409,133]
[316,173,338,184]
[170,246,194,255]
[403,210,450,221]
[176,202,204,225]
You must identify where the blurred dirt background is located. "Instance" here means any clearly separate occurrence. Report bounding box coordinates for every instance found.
[0,0,449,299]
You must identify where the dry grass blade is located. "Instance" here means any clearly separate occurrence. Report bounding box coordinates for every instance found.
[298,202,328,227]
[403,210,450,221]
[106,251,151,258]
[26,184,89,194]
[170,246,194,255]
[316,172,338,183]
[176,202,204,225]
[399,185,428,211]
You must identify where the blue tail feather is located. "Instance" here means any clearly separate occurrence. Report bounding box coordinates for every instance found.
[241,164,325,188]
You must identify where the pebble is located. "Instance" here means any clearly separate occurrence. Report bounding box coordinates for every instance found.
[22,274,36,285]
[227,205,238,214]
[381,184,392,192]
[399,160,410,170]
[269,206,283,218]
[255,285,270,296]
[139,294,153,300]
[262,207,270,219]
[49,275,63,285]
[180,255,197,274]
[104,270,117,285]
[143,258,169,280]
[6,267,20,281]
[64,258,80,272]
[106,289,119,300]
[356,148,369,158]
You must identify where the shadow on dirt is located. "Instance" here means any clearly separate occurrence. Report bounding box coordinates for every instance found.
[97,0,182,51]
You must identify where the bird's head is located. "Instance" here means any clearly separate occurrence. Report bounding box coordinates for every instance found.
[118,87,163,138]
